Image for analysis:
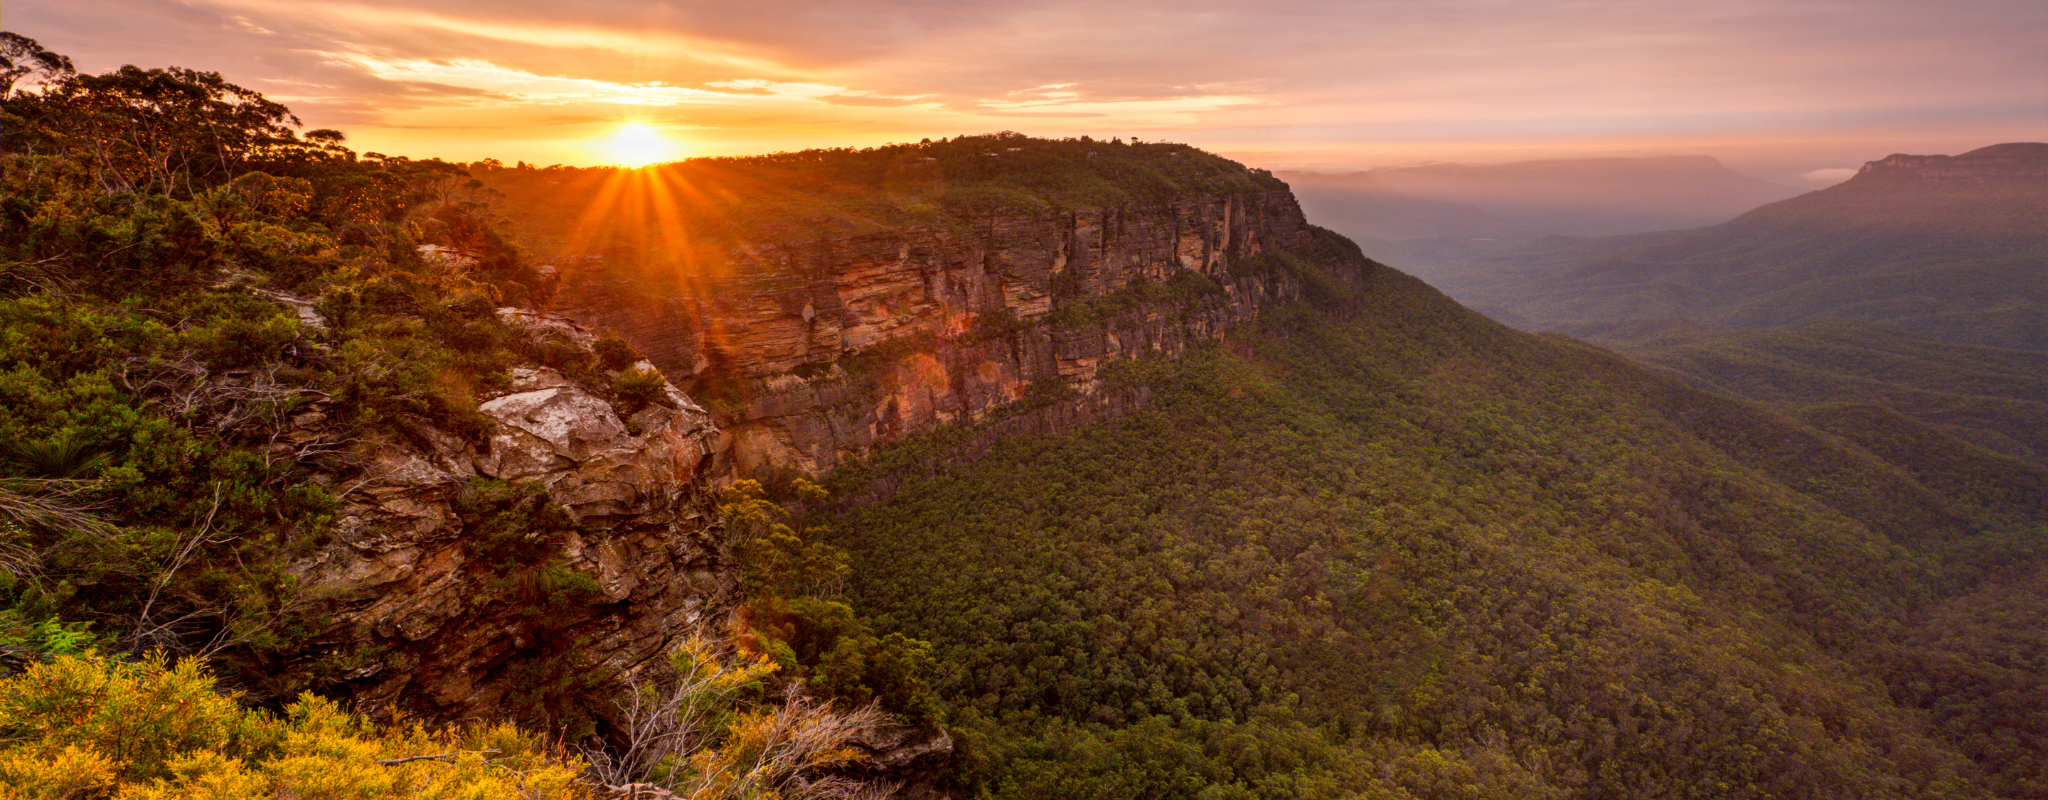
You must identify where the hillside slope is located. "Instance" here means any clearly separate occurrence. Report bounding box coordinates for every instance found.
[819,264,2048,799]
[1285,155,1798,240]
[1608,322,2048,464]
[1435,143,2048,350]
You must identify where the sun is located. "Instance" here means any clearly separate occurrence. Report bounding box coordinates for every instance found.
[599,123,678,167]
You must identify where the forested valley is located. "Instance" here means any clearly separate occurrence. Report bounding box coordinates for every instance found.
[2,30,2044,800]
[816,266,2048,797]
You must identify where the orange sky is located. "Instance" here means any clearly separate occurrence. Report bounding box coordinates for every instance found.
[10,0,2044,184]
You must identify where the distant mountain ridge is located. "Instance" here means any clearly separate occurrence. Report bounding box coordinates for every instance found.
[1430,142,2047,351]
[12,28,2048,799]
[1284,154,1800,242]
[1719,142,2046,232]
[1854,142,2048,186]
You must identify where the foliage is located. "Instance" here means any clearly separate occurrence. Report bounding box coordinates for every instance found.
[719,481,941,727]
[613,367,668,415]
[451,479,574,578]
[0,32,547,694]
[587,635,891,800]
[783,597,942,725]
[821,266,2046,797]
[721,479,845,601]
[593,333,640,372]
[0,651,589,799]
[1617,321,2048,465]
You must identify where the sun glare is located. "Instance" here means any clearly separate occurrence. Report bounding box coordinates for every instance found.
[600,123,678,168]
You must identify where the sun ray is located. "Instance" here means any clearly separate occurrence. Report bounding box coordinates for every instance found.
[557,163,641,271]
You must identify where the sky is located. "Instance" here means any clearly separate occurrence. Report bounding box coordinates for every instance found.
[9,0,2044,183]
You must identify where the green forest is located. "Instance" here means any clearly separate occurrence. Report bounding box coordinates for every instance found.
[0,31,554,681]
[1610,322,2048,465]
[815,265,2048,797]
[3,30,2045,800]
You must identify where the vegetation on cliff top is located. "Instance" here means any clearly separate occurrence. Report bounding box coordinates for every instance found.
[0,31,558,691]
[0,32,906,798]
[472,131,1287,275]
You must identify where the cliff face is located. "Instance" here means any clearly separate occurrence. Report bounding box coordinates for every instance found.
[553,189,1351,475]
[1850,142,2047,187]
[291,310,727,722]
[1718,142,2047,236]
[276,177,1370,731]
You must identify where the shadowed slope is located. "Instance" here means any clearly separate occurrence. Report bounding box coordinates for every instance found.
[1434,143,2047,351]
[819,261,2048,798]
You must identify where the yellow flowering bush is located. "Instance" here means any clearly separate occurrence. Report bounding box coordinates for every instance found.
[0,653,589,800]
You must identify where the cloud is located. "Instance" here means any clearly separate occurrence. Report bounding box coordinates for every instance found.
[1802,167,1860,185]
[5,0,2041,177]
[815,94,937,108]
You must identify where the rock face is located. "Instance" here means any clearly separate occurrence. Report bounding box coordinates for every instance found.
[1850,142,2048,187]
[291,309,725,722]
[275,182,1371,793]
[1737,142,2048,233]
[554,189,1360,475]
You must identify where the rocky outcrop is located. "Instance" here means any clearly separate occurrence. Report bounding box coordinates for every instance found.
[554,188,1363,475]
[290,309,726,722]
[1718,142,2047,236]
[275,180,1369,792]
[843,724,957,800]
[1851,142,2047,187]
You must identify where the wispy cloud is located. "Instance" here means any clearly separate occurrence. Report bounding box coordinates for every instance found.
[1802,167,1860,185]
[6,0,2041,179]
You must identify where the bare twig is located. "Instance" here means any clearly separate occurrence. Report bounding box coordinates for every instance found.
[129,482,230,650]
[582,628,893,800]
[120,353,328,444]
[375,749,501,766]
[0,478,117,540]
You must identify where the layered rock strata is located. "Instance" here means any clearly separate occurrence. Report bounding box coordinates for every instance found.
[1851,142,2047,187]
[554,189,1356,475]
[291,310,725,720]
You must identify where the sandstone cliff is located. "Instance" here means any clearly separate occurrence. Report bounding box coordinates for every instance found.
[1850,142,2048,187]
[275,157,1372,791]
[1730,141,2048,233]
[290,309,726,724]
[551,188,1366,476]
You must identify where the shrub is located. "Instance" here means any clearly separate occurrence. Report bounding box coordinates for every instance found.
[614,367,668,415]
[453,478,568,565]
[787,597,942,725]
[594,334,641,372]
[0,652,589,798]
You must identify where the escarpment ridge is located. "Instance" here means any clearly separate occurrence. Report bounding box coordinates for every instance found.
[480,136,1378,476]
[1418,142,2048,350]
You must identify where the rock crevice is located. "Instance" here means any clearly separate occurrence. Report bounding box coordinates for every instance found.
[292,311,725,721]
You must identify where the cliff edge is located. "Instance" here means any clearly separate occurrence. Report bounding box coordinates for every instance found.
[499,138,1374,476]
